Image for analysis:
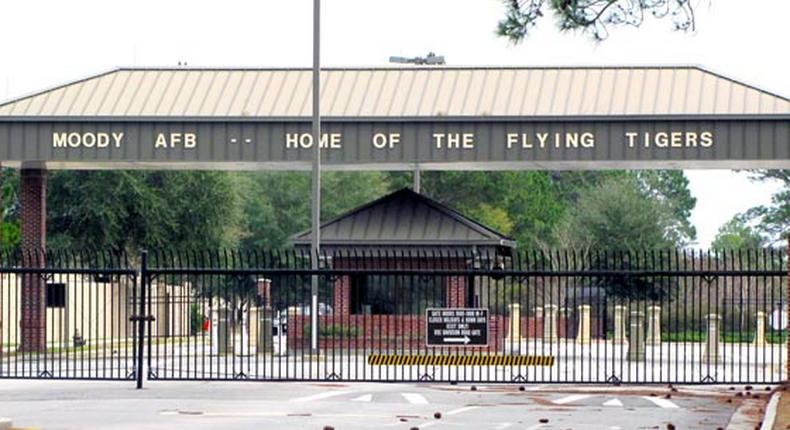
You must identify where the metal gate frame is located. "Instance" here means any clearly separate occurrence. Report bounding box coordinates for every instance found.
[1,247,788,388]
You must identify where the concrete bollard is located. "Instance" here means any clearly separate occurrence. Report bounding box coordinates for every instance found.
[703,313,721,364]
[626,311,645,361]
[0,417,12,430]
[753,311,766,347]
[613,305,627,345]
[504,303,523,353]
[234,308,252,357]
[543,304,559,343]
[645,305,662,346]
[532,306,543,338]
[211,306,231,355]
[249,307,260,352]
[257,306,274,354]
[576,305,591,344]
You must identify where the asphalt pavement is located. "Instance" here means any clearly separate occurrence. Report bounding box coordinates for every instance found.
[0,380,771,429]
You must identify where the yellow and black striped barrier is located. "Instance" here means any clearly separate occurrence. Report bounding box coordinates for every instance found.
[367,355,554,367]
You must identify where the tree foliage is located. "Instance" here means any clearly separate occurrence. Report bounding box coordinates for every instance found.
[47,171,241,253]
[414,171,567,248]
[238,171,391,249]
[0,168,698,255]
[497,0,697,42]
[711,216,766,250]
[741,170,790,244]
[553,175,675,252]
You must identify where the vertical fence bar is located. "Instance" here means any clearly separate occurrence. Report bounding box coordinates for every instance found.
[136,250,148,390]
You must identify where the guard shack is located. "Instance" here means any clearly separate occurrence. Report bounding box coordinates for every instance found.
[287,188,516,351]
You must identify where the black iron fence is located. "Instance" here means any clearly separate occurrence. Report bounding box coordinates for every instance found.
[0,250,138,381]
[0,248,787,386]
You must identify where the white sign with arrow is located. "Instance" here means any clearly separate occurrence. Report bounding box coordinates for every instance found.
[426,308,488,347]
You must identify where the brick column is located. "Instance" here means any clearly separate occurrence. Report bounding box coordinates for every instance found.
[445,276,466,308]
[19,168,47,353]
[256,278,272,308]
[334,276,350,316]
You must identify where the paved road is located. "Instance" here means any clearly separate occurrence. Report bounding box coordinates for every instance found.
[0,380,768,429]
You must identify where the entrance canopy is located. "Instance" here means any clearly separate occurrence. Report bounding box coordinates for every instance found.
[1,66,788,170]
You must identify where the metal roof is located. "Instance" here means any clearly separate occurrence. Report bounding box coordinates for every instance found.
[2,66,789,118]
[290,188,516,248]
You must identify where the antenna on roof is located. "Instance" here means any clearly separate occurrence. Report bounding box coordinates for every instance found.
[389,52,445,66]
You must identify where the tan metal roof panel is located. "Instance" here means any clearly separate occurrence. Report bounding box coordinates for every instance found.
[1,66,789,118]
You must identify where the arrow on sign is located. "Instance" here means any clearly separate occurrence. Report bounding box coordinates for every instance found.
[443,336,471,344]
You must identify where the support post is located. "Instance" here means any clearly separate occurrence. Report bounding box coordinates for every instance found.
[136,250,147,389]
[309,0,321,357]
[18,167,47,353]
[413,167,421,193]
[786,237,789,381]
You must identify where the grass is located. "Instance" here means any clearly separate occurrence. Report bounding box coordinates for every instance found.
[661,330,787,344]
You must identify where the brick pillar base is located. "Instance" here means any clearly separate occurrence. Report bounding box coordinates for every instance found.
[334,276,350,316]
[19,168,47,353]
[445,276,466,308]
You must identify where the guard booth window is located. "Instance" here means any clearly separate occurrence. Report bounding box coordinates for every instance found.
[349,274,446,315]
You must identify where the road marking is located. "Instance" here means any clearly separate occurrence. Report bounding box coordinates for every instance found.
[552,394,592,405]
[495,423,513,429]
[523,424,547,430]
[402,393,429,405]
[603,398,623,407]
[409,405,479,429]
[446,406,479,415]
[351,394,372,402]
[291,390,353,403]
[642,396,679,409]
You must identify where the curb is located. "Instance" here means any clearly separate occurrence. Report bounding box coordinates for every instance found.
[760,391,781,430]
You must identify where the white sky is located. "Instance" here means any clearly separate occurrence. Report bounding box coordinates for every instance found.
[0,1,787,248]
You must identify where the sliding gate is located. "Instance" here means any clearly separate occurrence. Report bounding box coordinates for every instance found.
[142,248,788,385]
[1,249,787,385]
[0,250,139,381]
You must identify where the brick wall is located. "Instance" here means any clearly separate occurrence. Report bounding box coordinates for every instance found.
[445,276,466,308]
[286,314,577,353]
[19,168,47,353]
[333,276,350,316]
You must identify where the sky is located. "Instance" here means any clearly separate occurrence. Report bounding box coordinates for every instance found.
[0,1,787,247]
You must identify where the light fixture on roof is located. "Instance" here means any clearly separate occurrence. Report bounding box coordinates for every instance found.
[389,52,445,66]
